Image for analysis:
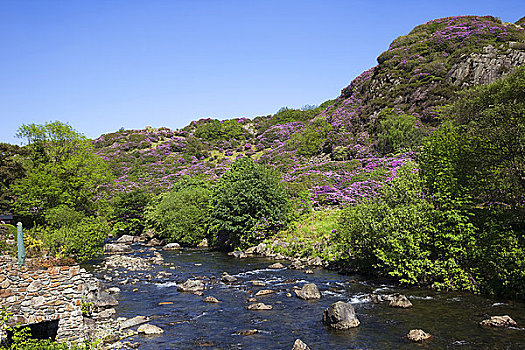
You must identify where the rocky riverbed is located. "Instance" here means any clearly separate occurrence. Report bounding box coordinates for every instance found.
[82,240,525,350]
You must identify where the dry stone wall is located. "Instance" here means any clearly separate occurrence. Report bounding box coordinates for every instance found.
[0,255,90,342]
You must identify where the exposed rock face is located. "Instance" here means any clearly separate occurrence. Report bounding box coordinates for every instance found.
[104,243,132,254]
[389,294,413,308]
[407,329,431,342]
[448,45,525,88]
[292,339,311,350]
[177,279,205,293]
[247,303,273,310]
[322,301,360,329]
[480,315,518,328]
[137,324,164,335]
[295,283,321,300]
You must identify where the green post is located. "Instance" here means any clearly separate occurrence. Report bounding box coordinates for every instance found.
[17,222,25,266]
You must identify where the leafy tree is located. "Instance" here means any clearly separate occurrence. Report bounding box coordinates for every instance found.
[146,177,211,246]
[0,143,28,213]
[286,117,333,157]
[111,189,152,236]
[209,157,290,250]
[12,121,112,220]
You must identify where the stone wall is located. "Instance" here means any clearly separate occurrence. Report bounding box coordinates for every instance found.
[0,255,89,342]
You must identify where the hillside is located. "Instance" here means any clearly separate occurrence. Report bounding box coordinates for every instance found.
[93,15,525,206]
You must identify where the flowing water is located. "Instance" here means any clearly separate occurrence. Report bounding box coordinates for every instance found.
[87,247,525,350]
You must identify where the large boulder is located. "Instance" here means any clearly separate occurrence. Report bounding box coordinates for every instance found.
[116,235,135,244]
[104,243,132,254]
[295,283,321,300]
[93,291,119,308]
[292,339,311,350]
[480,315,517,328]
[177,279,204,293]
[120,316,150,330]
[322,301,360,329]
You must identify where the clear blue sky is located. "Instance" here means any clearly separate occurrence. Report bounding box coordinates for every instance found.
[1,0,523,144]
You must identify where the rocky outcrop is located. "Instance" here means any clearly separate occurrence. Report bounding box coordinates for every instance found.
[295,283,321,300]
[322,301,360,329]
[448,45,525,88]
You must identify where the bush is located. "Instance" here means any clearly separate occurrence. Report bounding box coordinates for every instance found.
[377,110,425,154]
[209,157,290,250]
[146,177,211,246]
[286,117,333,157]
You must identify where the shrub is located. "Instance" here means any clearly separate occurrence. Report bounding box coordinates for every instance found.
[146,177,211,246]
[377,110,425,154]
[286,117,333,157]
[209,157,290,250]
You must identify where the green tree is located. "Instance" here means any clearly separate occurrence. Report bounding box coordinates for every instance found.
[209,157,290,250]
[12,121,112,220]
[377,110,425,154]
[111,189,152,236]
[0,143,28,213]
[146,177,211,246]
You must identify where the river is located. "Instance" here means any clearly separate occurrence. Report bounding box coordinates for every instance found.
[87,246,525,350]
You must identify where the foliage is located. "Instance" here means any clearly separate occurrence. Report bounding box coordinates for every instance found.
[377,109,425,154]
[335,162,477,289]
[0,143,28,214]
[146,177,211,246]
[286,117,333,157]
[209,157,290,250]
[190,118,251,142]
[31,207,108,262]
[110,189,152,236]
[12,122,112,221]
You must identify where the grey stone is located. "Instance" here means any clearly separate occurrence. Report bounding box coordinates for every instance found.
[116,235,135,244]
[480,315,517,328]
[407,329,431,342]
[177,279,204,293]
[292,339,311,350]
[322,301,360,329]
[203,296,219,303]
[221,274,237,283]
[254,289,274,297]
[389,294,412,308]
[163,243,181,251]
[104,243,132,254]
[137,324,164,335]
[268,262,285,269]
[120,316,151,330]
[295,283,321,300]
[247,303,273,310]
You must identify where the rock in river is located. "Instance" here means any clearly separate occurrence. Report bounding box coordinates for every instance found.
[137,324,164,335]
[177,279,205,293]
[268,262,285,269]
[163,242,181,251]
[247,303,273,310]
[104,243,132,254]
[292,339,311,350]
[221,274,238,283]
[203,296,220,303]
[120,316,150,330]
[389,294,413,308]
[295,283,321,300]
[322,301,360,329]
[255,289,275,296]
[407,329,431,342]
[480,315,517,328]
[116,235,135,244]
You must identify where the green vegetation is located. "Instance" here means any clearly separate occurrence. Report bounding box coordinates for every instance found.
[146,177,211,246]
[377,109,425,154]
[209,157,290,250]
[110,189,152,236]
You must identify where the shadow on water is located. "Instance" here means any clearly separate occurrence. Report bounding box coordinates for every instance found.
[86,246,525,350]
